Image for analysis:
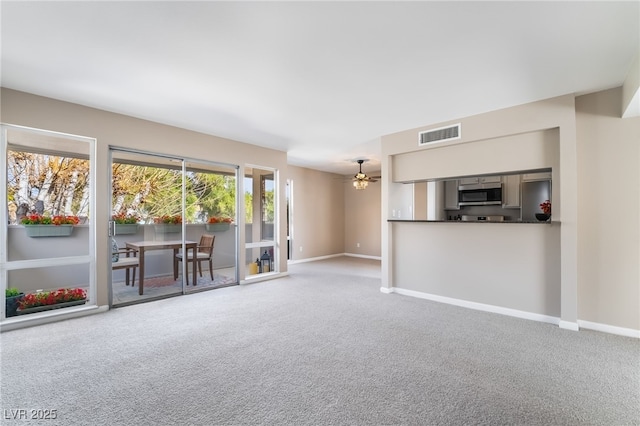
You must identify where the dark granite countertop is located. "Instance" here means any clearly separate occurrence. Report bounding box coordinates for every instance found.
[387,219,557,224]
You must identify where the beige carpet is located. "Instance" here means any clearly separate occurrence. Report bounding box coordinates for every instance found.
[1,257,638,425]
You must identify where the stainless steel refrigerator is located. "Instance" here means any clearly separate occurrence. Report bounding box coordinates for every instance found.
[521,180,551,221]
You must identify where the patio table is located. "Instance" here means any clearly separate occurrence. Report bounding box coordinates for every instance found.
[125,240,197,295]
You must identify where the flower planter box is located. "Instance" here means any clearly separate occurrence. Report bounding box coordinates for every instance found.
[5,293,24,318]
[115,223,139,235]
[153,224,181,234]
[17,299,87,315]
[24,224,75,238]
[205,223,231,232]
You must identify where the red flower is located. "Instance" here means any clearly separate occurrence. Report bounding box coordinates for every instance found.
[207,216,233,224]
[112,213,139,224]
[21,214,79,225]
[153,215,182,224]
[18,288,87,309]
[539,200,551,215]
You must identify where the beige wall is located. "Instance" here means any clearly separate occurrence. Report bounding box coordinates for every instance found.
[382,95,580,328]
[344,174,381,258]
[576,88,640,330]
[286,165,381,261]
[388,181,414,220]
[1,88,289,306]
[286,166,346,260]
[382,90,640,333]
[393,129,559,182]
[387,129,562,320]
[622,53,639,118]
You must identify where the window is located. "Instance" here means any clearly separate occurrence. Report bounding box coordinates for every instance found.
[2,124,96,321]
[245,166,277,276]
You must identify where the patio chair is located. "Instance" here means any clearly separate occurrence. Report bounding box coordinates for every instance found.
[174,234,215,285]
[112,244,139,287]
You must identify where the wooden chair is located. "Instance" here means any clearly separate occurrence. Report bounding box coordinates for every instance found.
[112,247,139,287]
[174,234,215,285]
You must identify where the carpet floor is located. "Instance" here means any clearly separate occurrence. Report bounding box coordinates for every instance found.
[1,257,638,425]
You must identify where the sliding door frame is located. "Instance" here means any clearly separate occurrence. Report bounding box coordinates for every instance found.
[108,146,239,306]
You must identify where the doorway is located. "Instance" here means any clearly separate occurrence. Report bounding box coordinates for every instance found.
[286,179,293,261]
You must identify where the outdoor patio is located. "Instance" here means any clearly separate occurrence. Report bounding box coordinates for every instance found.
[112,266,237,305]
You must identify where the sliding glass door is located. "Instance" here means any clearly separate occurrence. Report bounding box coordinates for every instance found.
[110,149,184,305]
[109,148,238,306]
[183,161,238,293]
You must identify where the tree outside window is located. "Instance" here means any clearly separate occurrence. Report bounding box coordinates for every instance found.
[7,150,90,224]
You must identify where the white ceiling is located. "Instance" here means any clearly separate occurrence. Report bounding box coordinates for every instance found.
[1,1,638,175]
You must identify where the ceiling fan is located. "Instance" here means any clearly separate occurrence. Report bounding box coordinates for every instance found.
[352,159,380,190]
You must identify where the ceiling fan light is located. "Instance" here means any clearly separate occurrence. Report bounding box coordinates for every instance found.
[353,180,368,190]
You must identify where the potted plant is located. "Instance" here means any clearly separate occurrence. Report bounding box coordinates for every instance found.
[112,213,140,234]
[536,200,551,221]
[205,216,233,232]
[17,288,87,315]
[20,214,80,237]
[5,287,24,318]
[153,215,182,233]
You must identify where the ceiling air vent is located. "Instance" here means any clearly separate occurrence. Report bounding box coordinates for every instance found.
[418,123,461,146]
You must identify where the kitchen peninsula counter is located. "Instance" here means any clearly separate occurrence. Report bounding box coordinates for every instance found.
[388,219,557,224]
[388,218,561,319]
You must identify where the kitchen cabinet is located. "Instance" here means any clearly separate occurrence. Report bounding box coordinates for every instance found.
[444,179,459,210]
[459,175,502,185]
[481,175,502,184]
[459,177,478,185]
[502,174,521,208]
[522,172,551,182]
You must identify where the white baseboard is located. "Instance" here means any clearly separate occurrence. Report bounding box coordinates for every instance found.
[578,320,640,339]
[344,253,382,261]
[241,271,289,285]
[559,320,580,331]
[382,286,560,326]
[381,287,640,338]
[287,253,343,264]
[288,253,381,264]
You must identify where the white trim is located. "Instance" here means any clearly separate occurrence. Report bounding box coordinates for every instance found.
[289,253,382,265]
[578,320,640,339]
[379,286,393,294]
[344,253,382,261]
[559,320,580,332]
[1,126,7,308]
[384,286,560,326]
[245,241,276,249]
[0,305,108,332]
[286,178,294,266]
[4,255,92,270]
[241,271,288,285]
[287,253,343,264]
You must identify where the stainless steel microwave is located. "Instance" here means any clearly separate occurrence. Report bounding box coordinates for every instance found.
[458,183,502,206]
